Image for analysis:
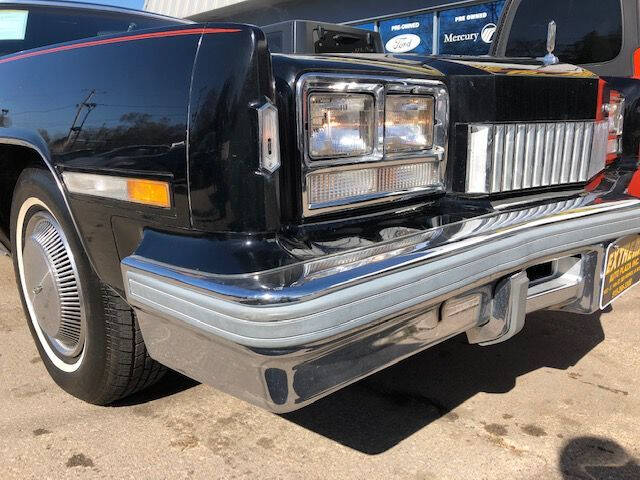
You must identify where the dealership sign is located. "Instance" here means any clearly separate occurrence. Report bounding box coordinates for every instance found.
[438,0,505,55]
[481,23,497,43]
[379,13,433,54]
[374,0,504,56]
[386,33,422,53]
[442,22,497,45]
[443,32,478,43]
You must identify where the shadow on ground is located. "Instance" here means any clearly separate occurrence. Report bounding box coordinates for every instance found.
[121,308,610,455]
[112,370,199,407]
[560,436,640,480]
[283,308,607,454]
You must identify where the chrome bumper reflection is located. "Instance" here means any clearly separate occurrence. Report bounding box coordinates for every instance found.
[122,195,640,411]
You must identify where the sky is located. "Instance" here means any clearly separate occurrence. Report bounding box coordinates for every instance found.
[82,0,145,11]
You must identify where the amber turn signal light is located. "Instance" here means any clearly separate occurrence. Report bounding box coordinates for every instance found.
[127,179,171,208]
[63,172,172,208]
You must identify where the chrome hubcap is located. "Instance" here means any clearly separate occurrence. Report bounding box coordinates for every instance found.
[22,212,85,359]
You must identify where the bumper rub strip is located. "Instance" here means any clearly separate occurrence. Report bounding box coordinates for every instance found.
[123,197,640,348]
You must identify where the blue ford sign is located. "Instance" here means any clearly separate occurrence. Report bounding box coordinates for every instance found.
[378,13,433,54]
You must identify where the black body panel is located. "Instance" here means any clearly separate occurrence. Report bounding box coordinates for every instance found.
[187,25,280,233]
[0,12,613,292]
[0,25,205,287]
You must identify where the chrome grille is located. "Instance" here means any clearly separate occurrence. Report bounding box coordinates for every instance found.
[467,121,608,194]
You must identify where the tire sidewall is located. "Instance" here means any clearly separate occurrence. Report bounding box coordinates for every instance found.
[11,168,112,402]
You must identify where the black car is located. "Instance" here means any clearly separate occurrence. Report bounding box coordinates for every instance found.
[0,0,639,413]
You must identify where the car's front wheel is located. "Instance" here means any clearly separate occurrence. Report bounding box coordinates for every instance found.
[11,168,165,404]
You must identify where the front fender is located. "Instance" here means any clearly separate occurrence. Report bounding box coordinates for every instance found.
[0,25,218,289]
[188,24,280,234]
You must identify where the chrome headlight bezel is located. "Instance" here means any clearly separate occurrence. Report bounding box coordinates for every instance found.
[297,73,449,217]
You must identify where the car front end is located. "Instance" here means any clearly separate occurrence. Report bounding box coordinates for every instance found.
[119,45,640,412]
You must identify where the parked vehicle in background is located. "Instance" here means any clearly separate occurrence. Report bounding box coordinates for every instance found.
[492,0,635,78]
[1,1,639,413]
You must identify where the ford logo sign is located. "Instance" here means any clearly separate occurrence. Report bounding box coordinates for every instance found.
[385,34,421,53]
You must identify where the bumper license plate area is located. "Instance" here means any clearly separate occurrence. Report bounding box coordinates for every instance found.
[601,234,640,309]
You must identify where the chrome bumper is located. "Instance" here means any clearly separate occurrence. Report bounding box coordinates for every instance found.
[122,195,640,412]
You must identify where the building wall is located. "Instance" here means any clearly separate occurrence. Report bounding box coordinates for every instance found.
[143,0,248,18]
[184,0,505,57]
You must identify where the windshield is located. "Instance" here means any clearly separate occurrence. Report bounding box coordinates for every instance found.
[504,0,623,65]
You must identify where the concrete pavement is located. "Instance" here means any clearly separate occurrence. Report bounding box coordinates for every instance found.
[0,255,638,479]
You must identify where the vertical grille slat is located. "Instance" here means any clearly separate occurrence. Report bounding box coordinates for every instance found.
[502,125,516,191]
[542,123,555,186]
[569,122,584,183]
[468,120,608,194]
[552,123,565,185]
[560,122,575,184]
[522,124,536,189]
[491,125,505,192]
[579,122,594,181]
[513,125,526,190]
[531,123,546,188]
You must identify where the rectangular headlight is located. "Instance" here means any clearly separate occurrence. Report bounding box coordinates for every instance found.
[298,74,449,216]
[385,95,435,153]
[308,93,375,159]
[307,161,440,208]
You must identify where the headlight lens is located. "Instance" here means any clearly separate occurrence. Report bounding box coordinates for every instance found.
[384,95,435,153]
[308,93,375,159]
[307,161,440,208]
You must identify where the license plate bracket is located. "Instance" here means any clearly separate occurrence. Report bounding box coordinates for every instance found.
[600,234,640,309]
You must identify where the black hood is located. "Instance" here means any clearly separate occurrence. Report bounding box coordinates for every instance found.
[272,52,599,123]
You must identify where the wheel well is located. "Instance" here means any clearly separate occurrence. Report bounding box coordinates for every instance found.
[0,144,49,248]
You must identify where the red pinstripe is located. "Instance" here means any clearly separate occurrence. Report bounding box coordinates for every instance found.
[0,27,241,64]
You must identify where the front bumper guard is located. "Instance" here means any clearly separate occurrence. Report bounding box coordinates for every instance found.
[122,195,640,412]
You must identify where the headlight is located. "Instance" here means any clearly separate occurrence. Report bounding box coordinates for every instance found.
[308,93,375,159]
[298,74,448,216]
[307,161,440,208]
[385,95,435,153]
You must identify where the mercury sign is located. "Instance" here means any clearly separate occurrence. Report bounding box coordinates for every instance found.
[438,0,505,55]
[379,13,433,54]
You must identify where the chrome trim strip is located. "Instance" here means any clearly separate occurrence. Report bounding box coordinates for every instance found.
[123,197,640,349]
